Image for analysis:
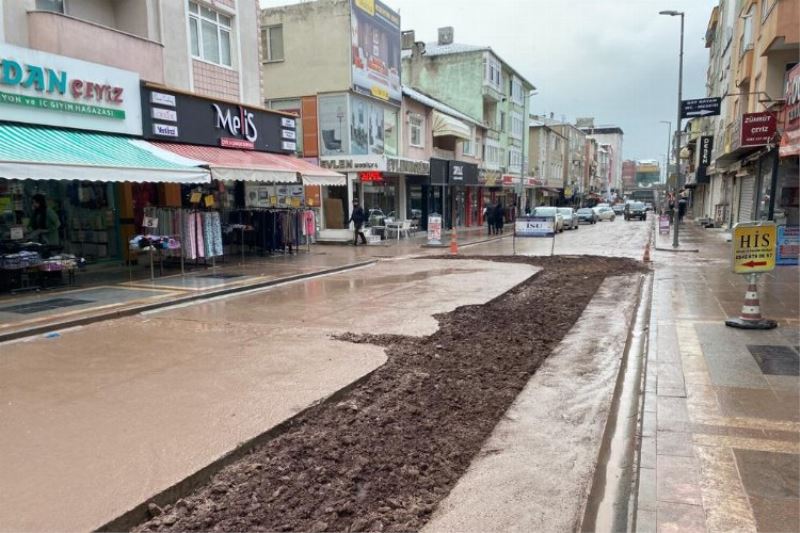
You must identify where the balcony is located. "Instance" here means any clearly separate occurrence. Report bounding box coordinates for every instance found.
[737,48,754,86]
[27,10,164,84]
[758,0,799,56]
[482,83,504,102]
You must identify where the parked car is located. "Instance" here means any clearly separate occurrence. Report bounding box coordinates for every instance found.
[644,202,655,212]
[624,201,647,221]
[612,204,625,215]
[576,207,598,224]
[557,207,579,230]
[532,206,565,233]
[594,206,616,222]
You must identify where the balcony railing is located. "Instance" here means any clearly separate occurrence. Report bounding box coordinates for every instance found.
[27,10,164,84]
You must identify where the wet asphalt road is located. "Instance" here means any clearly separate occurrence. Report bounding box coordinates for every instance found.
[0,216,652,532]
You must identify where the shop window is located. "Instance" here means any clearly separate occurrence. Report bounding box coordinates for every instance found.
[188,1,232,67]
[262,25,284,62]
[35,0,64,12]
[410,114,424,147]
[462,127,474,156]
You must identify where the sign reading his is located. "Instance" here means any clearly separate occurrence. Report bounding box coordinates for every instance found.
[732,222,777,274]
[740,112,777,147]
[515,216,555,237]
[680,97,721,118]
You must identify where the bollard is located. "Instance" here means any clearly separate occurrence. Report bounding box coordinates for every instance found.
[725,273,777,329]
[449,227,458,255]
[642,235,652,262]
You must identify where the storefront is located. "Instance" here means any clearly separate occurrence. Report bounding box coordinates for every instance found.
[319,155,428,240]
[140,85,342,256]
[0,44,210,292]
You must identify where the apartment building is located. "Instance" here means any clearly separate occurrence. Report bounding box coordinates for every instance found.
[402,27,536,215]
[579,121,624,196]
[528,119,566,206]
[1,0,262,103]
[701,0,798,228]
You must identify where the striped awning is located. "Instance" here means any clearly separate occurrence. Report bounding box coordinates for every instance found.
[0,123,210,183]
[432,110,471,140]
[150,142,344,184]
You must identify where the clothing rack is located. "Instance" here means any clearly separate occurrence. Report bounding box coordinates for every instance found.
[224,208,314,256]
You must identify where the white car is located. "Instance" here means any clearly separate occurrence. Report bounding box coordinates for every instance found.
[531,206,565,233]
[557,207,579,230]
[593,206,616,222]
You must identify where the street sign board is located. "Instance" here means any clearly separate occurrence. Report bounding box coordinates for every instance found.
[732,222,776,274]
[777,225,799,265]
[515,216,555,237]
[740,112,777,147]
[680,97,721,118]
[427,214,442,245]
[659,215,670,235]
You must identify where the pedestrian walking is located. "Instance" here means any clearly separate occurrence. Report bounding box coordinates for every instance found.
[348,199,368,245]
[678,189,688,223]
[484,203,495,235]
[494,200,504,234]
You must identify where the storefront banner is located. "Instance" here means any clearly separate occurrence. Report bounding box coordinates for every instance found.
[387,156,429,175]
[696,136,713,184]
[780,64,800,157]
[427,214,442,244]
[740,112,777,148]
[777,225,799,265]
[350,0,401,106]
[141,86,296,154]
[0,43,141,135]
[448,161,478,186]
[659,215,670,235]
[319,154,426,175]
[479,169,501,186]
[515,216,555,237]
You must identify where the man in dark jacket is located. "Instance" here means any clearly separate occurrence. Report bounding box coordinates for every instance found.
[348,199,368,245]
[494,200,504,234]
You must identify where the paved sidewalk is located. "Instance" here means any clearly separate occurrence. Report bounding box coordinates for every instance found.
[634,223,799,532]
[0,227,507,340]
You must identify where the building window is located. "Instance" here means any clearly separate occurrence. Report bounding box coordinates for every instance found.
[461,127,474,156]
[761,0,776,21]
[509,148,522,172]
[740,5,754,56]
[483,55,501,90]
[35,0,64,12]
[510,77,524,105]
[499,111,506,131]
[188,1,232,67]
[484,143,500,168]
[409,114,424,147]
[510,112,523,140]
[262,24,284,62]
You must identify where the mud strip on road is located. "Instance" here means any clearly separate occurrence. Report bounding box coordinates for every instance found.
[131,256,646,533]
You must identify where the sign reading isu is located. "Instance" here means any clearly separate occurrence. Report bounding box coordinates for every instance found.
[141,85,296,154]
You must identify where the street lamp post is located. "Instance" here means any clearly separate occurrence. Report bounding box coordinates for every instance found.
[660,9,684,248]
[659,120,671,187]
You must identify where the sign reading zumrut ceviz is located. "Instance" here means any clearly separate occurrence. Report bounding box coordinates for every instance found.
[0,43,141,135]
[681,97,721,118]
[732,222,776,274]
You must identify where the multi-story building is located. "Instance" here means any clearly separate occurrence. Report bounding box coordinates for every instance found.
[584,137,600,199]
[528,119,566,206]
[622,160,637,191]
[701,0,798,228]
[579,120,624,196]
[402,27,536,215]
[261,1,487,236]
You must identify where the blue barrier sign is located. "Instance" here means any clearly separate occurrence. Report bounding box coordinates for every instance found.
[515,216,555,237]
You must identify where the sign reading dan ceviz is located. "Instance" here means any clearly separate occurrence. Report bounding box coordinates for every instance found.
[0,43,142,135]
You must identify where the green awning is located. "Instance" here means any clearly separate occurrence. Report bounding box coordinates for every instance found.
[0,124,210,183]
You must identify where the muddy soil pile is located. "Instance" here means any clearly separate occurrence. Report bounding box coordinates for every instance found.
[133,256,645,533]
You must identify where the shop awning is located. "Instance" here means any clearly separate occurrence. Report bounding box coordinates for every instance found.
[150,142,343,184]
[0,124,210,183]
[432,110,471,140]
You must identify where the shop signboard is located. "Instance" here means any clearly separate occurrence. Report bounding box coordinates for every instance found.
[141,86,296,154]
[350,0,401,106]
[740,112,777,148]
[696,136,713,184]
[659,214,670,235]
[427,214,442,245]
[515,216,555,237]
[780,63,800,157]
[776,225,799,265]
[0,43,141,135]
[448,161,478,186]
[732,221,776,274]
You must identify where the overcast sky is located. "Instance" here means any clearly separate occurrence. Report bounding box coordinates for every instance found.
[260,0,718,162]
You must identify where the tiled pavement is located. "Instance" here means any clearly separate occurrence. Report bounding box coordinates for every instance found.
[635,224,800,533]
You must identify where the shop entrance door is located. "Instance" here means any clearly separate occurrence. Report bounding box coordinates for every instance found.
[452,187,465,228]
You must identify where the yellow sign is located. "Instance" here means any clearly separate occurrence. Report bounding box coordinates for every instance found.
[189,192,202,204]
[204,194,215,208]
[370,85,389,101]
[732,222,776,274]
[354,0,375,15]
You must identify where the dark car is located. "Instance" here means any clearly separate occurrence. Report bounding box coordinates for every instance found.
[624,202,647,221]
[576,208,598,224]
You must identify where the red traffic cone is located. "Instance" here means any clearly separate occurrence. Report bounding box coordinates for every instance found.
[643,236,652,262]
[725,274,777,329]
[449,228,459,255]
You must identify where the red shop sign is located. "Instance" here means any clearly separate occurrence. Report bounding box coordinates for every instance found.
[740,112,777,147]
[359,171,383,182]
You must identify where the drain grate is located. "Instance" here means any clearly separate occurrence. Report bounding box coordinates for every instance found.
[747,345,799,376]
[0,297,94,315]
